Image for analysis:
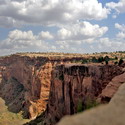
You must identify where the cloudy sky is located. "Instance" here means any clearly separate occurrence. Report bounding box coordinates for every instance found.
[0,0,125,56]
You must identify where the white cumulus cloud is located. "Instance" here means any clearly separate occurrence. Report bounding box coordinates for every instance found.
[106,0,125,17]
[0,0,109,27]
[57,21,108,41]
[115,23,125,39]
[96,37,124,52]
[116,32,125,39]
[0,30,52,52]
[115,23,125,32]
[38,31,54,40]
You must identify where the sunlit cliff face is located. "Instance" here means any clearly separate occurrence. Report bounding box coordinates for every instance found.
[0,54,87,119]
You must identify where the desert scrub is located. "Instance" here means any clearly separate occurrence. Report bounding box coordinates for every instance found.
[85,97,99,110]
[77,99,84,113]
[77,98,99,113]
[118,58,124,66]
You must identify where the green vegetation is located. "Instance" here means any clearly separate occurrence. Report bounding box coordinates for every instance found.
[118,58,124,66]
[71,55,119,65]
[91,56,104,63]
[105,60,108,65]
[77,99,84,113]
[72,59,91,64]
[91,57,98,63]
[91,55,119,65]
[77,98,99,113]
[115,56,118,60]
[104,56,110,61]
[0,98,29,125]
[116,51,125,53]
[81,59,88,64]
[114,61,118,65]
[97,56,104,63]
[85,97,99,110]
[71,55,120,65]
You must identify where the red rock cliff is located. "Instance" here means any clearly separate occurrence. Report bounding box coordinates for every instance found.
[43,64,123,124]
[0,54,85,119]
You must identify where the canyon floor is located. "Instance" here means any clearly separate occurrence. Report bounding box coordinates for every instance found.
[0,97,29,125]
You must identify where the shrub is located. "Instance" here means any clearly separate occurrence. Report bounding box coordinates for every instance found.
[114,61,118,65]
[81,59,88,64]
[98,57,104,63]
[104,56,110,62]
[77,97,99,113]
[118,58,124,66]
[77,99,83,113]
[92,57,98,63]
[105,60,108,65]
[115,56,118,60]
[85,97,99,110]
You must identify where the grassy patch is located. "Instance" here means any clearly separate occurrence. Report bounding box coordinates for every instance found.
[0,98,29,125]
[77,98,99,113]
[77,99,84,113]
[85,97,99,110]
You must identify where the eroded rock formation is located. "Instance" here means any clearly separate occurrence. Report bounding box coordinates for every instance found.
[57,83,125,125]
[42,64,124,125]
[0,54,85,119]
[99,72,125,103]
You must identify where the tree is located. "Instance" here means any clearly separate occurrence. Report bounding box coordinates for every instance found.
[98,57,104,63]
[92,57,98,63]
[115,56,118,60]
[104,56,110,62]
[105,60,108,65]
[81,59,88,64]
[114,61,118,65]
[118,58,124,66]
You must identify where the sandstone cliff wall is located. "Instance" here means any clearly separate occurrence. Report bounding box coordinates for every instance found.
[57,83,125,125]
[0,55,85,119]
[43,64,123,124]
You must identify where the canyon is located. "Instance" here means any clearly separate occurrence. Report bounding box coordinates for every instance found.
[40,63,125,125]
[0,53,125,125]
[0,53,85,120]
[26,61,125,124]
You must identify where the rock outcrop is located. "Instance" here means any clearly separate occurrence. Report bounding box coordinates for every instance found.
[0,54,86,119]
[57,83,125,125]
[41,64,123,125]
[99,72,125,103]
